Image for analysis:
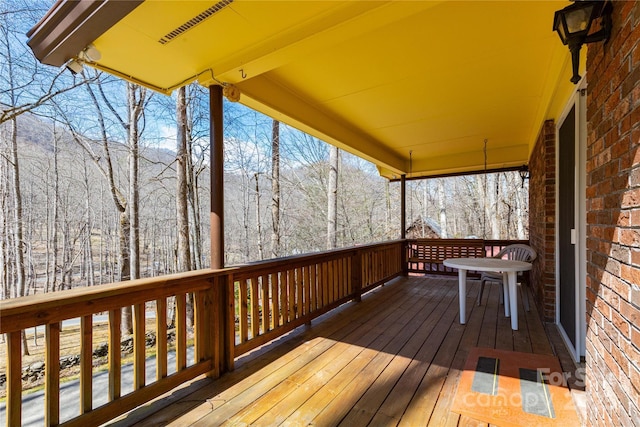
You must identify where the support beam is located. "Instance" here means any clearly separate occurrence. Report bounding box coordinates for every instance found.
[400,174,407,276]
[210,85,224,269]
[400,174,406,239]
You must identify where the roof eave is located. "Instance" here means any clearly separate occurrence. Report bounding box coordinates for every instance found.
[26,0,143,67]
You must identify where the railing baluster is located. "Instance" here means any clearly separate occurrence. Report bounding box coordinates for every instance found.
[362,254,368,288]
[261,275,269,334]
[318,262,329,307]
[338,259,343,299]
[311,263,318,311]
[327,260,336,304]
[281,271,289,324]
[336,258,342,298]
[7,331,22,427]
[290,269,297,320]
[176,293,187,371]
[347,257,353,295]
[270,272,279,328]
[339,258,345,298]
[304,266,311,316]
[250,276,259,339]
[332,261,339,302]
[295,267,302,318]
[352,251,362,301]
[45,323,60,426]
[133,304,145,390]
[321,261,325,304]
[239,280,248,343]
[193,292,201,363]
[342,257,347,296]
[156,299,167,380]
[108,308,121,400]
[80,315,92,414]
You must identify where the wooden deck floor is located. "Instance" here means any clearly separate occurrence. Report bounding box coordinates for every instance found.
[110,276,582,427]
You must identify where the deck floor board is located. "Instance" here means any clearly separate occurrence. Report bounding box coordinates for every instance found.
[110,276,577,427]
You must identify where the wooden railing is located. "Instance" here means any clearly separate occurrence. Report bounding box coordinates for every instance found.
[0,270,228,427]
[230,240,403,358]
[405,238,529,276]
[0,240,403,427]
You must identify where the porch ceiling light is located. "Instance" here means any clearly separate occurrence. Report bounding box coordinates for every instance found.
[553,0,612,84]
[223,84,241,102]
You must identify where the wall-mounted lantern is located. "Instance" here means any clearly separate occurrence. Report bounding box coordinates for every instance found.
[553,1,612,84]
[518,165,529,188]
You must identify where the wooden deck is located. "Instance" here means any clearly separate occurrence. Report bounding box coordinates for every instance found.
[109,276,582,427]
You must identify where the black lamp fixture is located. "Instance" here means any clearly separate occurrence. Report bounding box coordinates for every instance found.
[553,0,612,84]
[518,165,529,188]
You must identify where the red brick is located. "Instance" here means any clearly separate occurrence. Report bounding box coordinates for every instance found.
[631,287,640,307]
[612,310,630,338]
[621,299,640,326]
[622,188,640,208]
[617,210,630,226]
[611,243,631,263]
[619,228,640,246]
[603,346,621,377]
[633,327,640,351]
[621,264,640,289]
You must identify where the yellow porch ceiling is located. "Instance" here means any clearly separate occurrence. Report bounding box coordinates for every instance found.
[76,0,573,178]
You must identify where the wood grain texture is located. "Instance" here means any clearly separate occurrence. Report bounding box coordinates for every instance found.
[109,308,122,400]
[134,303,146,390]
[45,322,60,426]
[176,293,187,372]
[123,276,574,427]
[80,314,93,414]
[6,331,22,426]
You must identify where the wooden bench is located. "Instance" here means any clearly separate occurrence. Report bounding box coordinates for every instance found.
[406,238,485,275]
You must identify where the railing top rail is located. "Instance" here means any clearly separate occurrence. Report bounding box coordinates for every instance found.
[0,269,231,333]
[404,238,529,244]
[227,240,404,275]
[0,240,406,333]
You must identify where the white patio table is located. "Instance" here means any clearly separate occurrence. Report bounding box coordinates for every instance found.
[443,257,532,330]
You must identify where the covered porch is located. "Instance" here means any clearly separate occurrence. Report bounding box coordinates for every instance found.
[15,0,640,425]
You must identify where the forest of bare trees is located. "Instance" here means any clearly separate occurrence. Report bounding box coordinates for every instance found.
[1,1,529,312]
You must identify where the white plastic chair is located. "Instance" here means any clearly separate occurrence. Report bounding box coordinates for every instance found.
[476,244,537,311]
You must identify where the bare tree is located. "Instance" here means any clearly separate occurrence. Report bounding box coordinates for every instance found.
[176,86,191,272]
[82,156,95,286]
[126,83,147,283]
[55,74,137,332]
[0,2,95,125]
[0,126,8,303]
[437,178,448,238]
[327,145,339,250]
[2,8,29,354]
[270,119,281,258]
[254,173,264,260]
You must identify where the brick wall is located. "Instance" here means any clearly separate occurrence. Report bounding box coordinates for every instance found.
[585,1,640,425]
[528,120,556,322]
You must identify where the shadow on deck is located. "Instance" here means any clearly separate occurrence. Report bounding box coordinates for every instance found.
[109,276,583,427]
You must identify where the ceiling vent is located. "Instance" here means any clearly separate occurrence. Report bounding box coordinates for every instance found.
[158,0,233,45]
